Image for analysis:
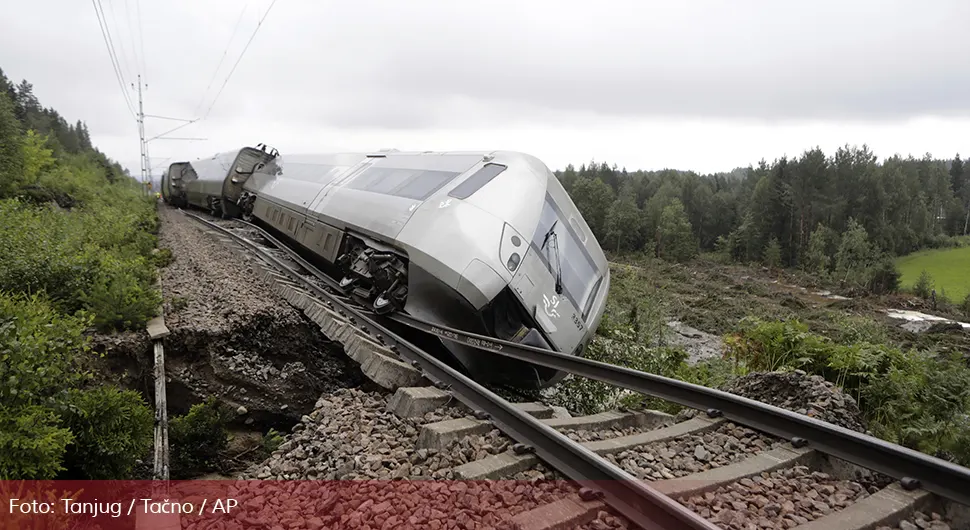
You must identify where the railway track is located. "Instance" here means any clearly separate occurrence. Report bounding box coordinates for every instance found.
[175,208,970,530]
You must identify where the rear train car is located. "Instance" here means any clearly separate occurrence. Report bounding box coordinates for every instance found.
[162,161,191,208]
[182,144,278,217]
[239,149,610,389]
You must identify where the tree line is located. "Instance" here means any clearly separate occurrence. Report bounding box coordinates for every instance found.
[557,147,969,291]
[0,67,126,197]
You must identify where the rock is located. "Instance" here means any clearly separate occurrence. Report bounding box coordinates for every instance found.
[237,405,248,415]
[719,371,867,432]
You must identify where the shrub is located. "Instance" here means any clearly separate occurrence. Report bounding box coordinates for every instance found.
[153,248,174,268]
[913,270,934,299]
[169,398,231,479]
[58,386,154,479]
[550,323,687,415]
[0,405,73,480]
[263,428,285,454]
[0,292,91,408]
[867,258,901,295]
[78,254,160,331]
[726,317,970,463]
[763,237,782,269]
[960,293,970,319]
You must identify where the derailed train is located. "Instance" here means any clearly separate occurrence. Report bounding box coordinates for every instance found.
[161,145,610,388]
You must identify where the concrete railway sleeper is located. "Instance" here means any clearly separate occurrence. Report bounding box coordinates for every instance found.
[178,209,970,530]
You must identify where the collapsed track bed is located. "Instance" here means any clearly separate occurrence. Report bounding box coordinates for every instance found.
[155,206,365,426]
[173,206,970,530]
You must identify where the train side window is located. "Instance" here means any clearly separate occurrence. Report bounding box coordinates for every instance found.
[392,170,460,200]
[348,166,460,201]
[449,164,506,200]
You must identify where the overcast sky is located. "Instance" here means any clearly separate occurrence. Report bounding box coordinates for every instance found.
[2,0,969,182]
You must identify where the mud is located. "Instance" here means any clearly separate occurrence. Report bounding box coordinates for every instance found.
[155,206,365,430]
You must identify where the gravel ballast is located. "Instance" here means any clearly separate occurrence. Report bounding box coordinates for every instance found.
[680,466,874,529]
[718,370,867,433]
[877,511,952,530]
[605,422,781,481]
[156,207,363,422]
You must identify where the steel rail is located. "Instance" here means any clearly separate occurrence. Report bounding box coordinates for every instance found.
[195,211,970,506]
[388,312,970,507]
[182,211,720,530]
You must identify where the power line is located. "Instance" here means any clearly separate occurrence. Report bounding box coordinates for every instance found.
[144,114,196,122]
[147,119,199,142]
[202,0,279,120]
[193,1,251,116]
[106,0,137,85]
[123,0,142,79]
[91,0,136,118]
[135,0,147,82]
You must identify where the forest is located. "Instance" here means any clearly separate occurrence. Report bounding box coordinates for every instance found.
[557,147,969,294]
[0,67,163,480]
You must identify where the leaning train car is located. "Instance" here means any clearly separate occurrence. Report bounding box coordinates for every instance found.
[183,144,278,217]
[240,149,610,389]
[162,161,192,208]
[160,169,170,203]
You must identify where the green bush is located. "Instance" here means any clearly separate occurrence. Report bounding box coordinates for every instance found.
[867,258,901,294]
[0,292,90,408]
[913,270,934,299]
[263,428,284,454]
[58,386,154,479]
[169,399,231,479]
[78,254,160,331]
[0,405,73,480]
[725,317,970,463]
[153,248,174,268]
[550,323,687,415]
[0,194,160,331]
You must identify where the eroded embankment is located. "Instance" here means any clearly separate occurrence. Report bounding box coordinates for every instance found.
[155,206,365,429]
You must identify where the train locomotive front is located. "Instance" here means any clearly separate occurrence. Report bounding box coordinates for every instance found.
[241,149,610,389]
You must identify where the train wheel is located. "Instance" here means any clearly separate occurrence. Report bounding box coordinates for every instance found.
[373,294,394,315]
[338,276,357,294]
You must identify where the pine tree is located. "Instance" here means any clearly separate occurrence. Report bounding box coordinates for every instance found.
[0,92,25,198]
[657,199,698,262]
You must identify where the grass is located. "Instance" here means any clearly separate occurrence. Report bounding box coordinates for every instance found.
[896,246,970,302]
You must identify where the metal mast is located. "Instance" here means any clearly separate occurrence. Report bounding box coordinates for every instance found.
[135,74,149,194]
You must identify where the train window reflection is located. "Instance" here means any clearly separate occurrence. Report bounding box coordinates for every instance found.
[348,166,461,201]
[449,163,507,200]
[531,195,599,318]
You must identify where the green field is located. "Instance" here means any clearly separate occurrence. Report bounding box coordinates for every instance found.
[896,245,970,302]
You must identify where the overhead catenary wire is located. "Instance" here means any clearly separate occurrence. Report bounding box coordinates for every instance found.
[193,1,251,117]
[201,0,279,121]
[105,0,137,86]
[135,0,147,82]
[91,0,137,118]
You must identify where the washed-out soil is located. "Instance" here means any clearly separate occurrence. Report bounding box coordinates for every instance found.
[78,205,372,478]
[154,205,365,431]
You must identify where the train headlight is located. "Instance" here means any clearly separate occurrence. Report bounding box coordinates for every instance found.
[500,223,527,273]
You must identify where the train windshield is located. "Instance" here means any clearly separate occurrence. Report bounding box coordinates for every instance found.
[532,195,600,318]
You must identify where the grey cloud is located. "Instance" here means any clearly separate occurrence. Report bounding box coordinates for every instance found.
[2,0,969,163]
